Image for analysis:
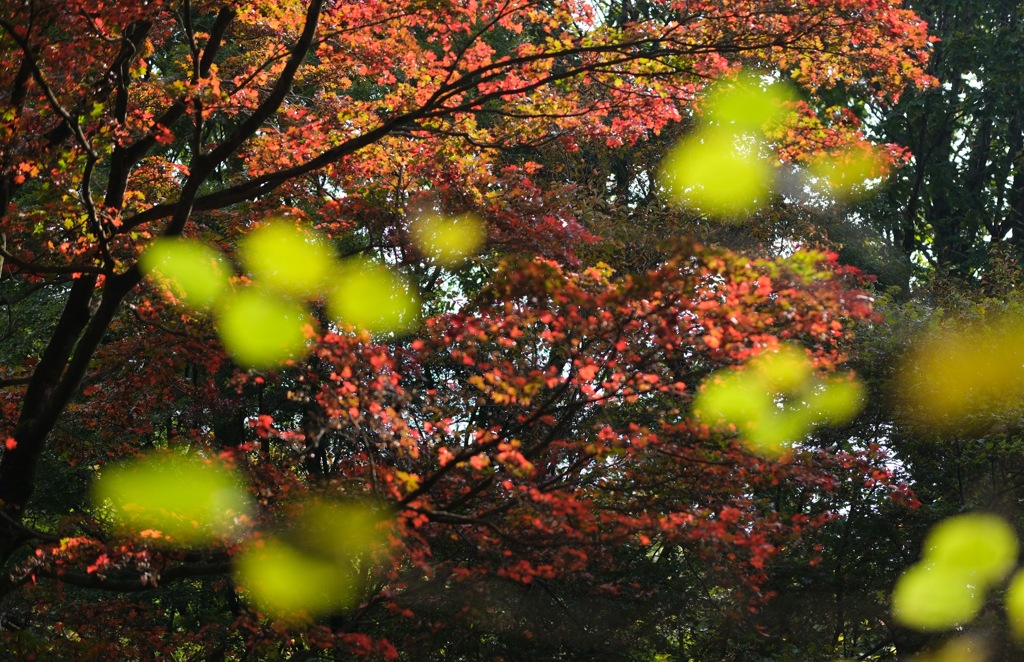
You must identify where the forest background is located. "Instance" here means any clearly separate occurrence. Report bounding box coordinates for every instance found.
[0,0,1022,659]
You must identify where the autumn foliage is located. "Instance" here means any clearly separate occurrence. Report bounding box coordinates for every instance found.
[0,0,935,657]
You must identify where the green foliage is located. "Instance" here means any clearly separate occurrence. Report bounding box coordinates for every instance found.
[861,0,1024,275]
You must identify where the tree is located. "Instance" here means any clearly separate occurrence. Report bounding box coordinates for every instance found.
[764,3,1024,654]
[0,0,934,657]
[843,0,1024,280]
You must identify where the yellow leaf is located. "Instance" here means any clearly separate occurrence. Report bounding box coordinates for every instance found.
[808,146,888,200]
[892,563,982,631]
[215,288,311,368]
[239,221,335,298]
[233,500,390,619]
[701,73,794,130]
[923,513,1017,585]
[140,239,229,310]
[327,258,419,334]
[1006,570,1024,639]
[234,536,351,619]
[901,315,1024,429]
[660,127,772,218]
[93,453,252,546]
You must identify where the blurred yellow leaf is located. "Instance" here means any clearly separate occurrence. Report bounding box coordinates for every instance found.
[892,563,982,631]
[909,636,988,662]
[234,536,351,619]
[901,316,1024,430]
[660,128,772,217]
[696,372,772,429]
[327,258,420,334]
[216,288,311,368]
[239,221,335,298]
[409,212,485,267]
[93,453,252,545]
[234,500,390,620]
[805,379,865,426]
[660,73,796,219]
[140,239,229,310]
[808,146,888,200]
[1005,569,1024,639]
[892,513,1018,633]
[701,73,794,130]
[751,344,813,391]
[693,345,864,456]
[293,500,390,562]
[924,513,1017,585]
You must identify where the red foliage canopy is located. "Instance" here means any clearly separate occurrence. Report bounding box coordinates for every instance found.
[0,0,930,656]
